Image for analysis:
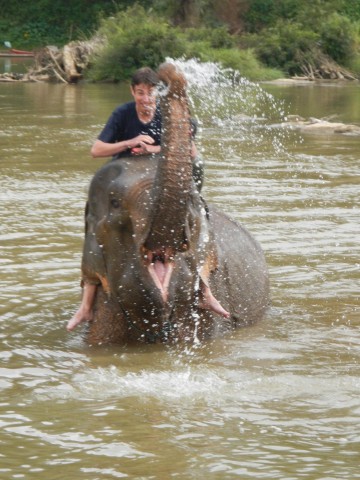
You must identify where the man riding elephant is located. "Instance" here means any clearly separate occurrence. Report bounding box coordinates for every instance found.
[67,66,229,333]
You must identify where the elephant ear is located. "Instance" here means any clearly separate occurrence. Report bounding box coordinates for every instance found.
[80,162,125,295]
[81,200,113,295]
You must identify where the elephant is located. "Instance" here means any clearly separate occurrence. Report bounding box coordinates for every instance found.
[79,62,270,345]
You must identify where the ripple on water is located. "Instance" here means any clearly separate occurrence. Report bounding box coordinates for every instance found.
[0,64,359,479]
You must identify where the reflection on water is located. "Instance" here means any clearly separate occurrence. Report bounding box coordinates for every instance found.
[0,62,359,479]
[0,57,34,74]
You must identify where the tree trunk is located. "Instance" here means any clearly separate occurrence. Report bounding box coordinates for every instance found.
[174,0,199,27]
[63,45,82,83]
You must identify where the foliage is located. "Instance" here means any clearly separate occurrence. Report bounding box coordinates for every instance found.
[243,0,355,32]
[242,0,360,76]
[86,5,282,82]
[195,46,282,80]
[86,6,187,82]
[244,0,299,32]
[150,0,210,26]
[245,21,320,75]
[0,0,143,47]
[319,13,358,65]
[1,0,360,80]
[348,52,360,76]
[186,26,236,49]
[339,0,360,21]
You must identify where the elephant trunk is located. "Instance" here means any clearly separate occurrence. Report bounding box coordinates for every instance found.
[144,63,193,256]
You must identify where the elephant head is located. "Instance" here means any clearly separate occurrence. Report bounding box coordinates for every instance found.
[82,62,269,345]
[84,63,213,344]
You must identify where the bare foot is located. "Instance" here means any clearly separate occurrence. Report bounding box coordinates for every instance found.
[199,289,230,318]
[66,308,93,331]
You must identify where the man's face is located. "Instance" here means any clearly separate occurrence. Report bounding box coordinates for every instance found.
[131,83,157,114]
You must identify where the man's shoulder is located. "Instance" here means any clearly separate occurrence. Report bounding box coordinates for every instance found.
[109,102,137,127]
[113,101,136,115]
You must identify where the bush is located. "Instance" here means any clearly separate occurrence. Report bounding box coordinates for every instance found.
[340,0,360,22]
[319,13,358,65]
[0,0,120,47]
[186,26,236,49]
[86,5,283,82]
[87,6,187,82]
[348,54,360,77]
[248,21,319,75]
[200,47,283,81]
[244,0,299,33]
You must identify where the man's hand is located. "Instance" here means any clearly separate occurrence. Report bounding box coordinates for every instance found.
[131,136,160,155]
[130,134,155,148]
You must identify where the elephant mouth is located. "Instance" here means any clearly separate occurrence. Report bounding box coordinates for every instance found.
[144,249,174,303]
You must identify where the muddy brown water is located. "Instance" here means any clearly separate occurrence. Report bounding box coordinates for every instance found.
[0,63,359,479]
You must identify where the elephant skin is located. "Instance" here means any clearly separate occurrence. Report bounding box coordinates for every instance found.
[80,63,270,345]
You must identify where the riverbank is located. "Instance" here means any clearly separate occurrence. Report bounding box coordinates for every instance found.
[0,40,101,84]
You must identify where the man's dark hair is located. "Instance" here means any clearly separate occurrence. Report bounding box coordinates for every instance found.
[131,67,158,87]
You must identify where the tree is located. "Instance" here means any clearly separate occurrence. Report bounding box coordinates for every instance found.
[153,0,202,26]
[175,0,199,26]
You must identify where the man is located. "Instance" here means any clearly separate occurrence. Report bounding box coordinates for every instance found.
[91,67,162,159]
[67,67,229,332]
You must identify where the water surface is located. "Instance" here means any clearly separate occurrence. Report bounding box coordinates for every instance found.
[0,64,359,479]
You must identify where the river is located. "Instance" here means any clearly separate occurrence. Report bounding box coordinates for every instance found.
[0,60,359,479]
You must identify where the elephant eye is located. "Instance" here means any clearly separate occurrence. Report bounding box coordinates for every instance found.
[110,198,120,208]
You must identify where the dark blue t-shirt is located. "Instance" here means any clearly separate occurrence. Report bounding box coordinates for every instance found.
[98,102,162,158]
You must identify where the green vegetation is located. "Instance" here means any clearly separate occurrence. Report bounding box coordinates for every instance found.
[87,7,187,82]
[0,0,119,46]
[1,0,360,81]
[242,1,360,75]
[87,7,282,82]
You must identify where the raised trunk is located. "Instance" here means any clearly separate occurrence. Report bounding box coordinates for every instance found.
[144,63,193,256]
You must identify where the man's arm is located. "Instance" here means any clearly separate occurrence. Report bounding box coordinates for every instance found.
[91,135,157,158]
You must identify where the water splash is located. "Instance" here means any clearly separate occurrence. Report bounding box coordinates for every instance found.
[32,365,228,402]
[167,58,289,156]
[170,58,280,116]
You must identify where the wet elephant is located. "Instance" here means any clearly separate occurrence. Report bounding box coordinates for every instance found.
[80,62,270,345]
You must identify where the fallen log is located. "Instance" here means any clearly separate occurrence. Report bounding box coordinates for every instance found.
[283,115,360,136]
[0,37,104,83]
[300,53,357,81]
[63,44,82,83]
